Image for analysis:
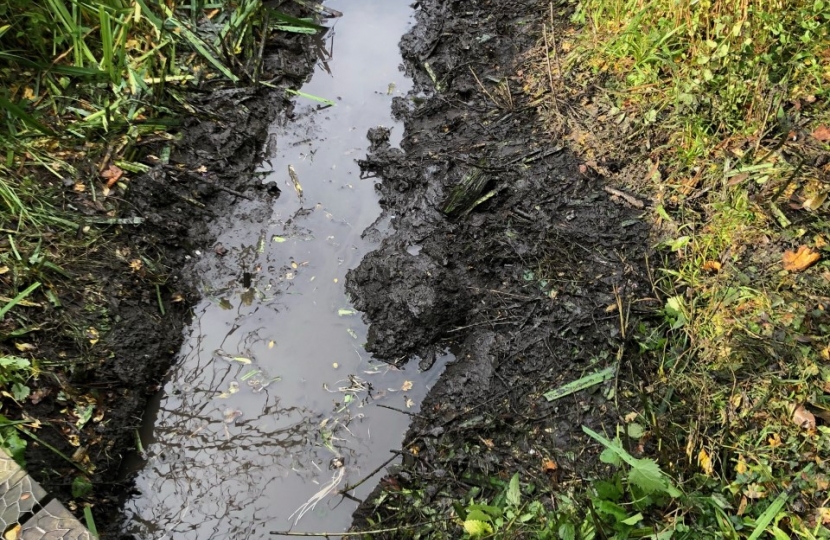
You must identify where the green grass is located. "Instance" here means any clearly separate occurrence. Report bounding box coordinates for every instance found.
[0,0,319,465]
[507,0,830,537]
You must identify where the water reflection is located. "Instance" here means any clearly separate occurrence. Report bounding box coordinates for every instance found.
[123,1,448,538]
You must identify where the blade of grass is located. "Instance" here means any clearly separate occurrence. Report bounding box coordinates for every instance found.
[165,16,240,82]
[285,88,335,106]
[0,98,56,136]
[0,282,41,320]
[84,506,99,538]
[543,365,616,401]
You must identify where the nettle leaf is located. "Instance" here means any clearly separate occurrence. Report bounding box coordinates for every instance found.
[558,523,576,540]
[628,458,667,493]
[506,473,521,507]
[11,383,29,402]
[0,427,26,466]
[600,446,622,466]
[463,519,493,537]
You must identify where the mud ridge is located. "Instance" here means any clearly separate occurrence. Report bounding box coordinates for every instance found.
[347,0,655,533]
[20,23,317,536]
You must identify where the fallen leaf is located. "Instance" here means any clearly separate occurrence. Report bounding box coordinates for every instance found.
[85,327,99,345]
[100,164,124,187]
[735,456,748,475]
[744,483,766,499]
[29,387,51,405]
[401,380,413,392]
[768,433,782,448]
[5,523,20,540]
[14,343,35,352]
[803,191,828,212]
[196,165,208,173]
[783,245,820,272]
[702,260,722,272]
[698,448,714,475]
[812,125,830,143]
[129,259,143,272]
[792,404,816,429]
[542,458,558,472]
[737,496,748,516]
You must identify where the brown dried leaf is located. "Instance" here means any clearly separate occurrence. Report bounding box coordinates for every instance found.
[793,404,817,429]
[812,125,830,143]
[783,245,821,272]
[100,164,124,188]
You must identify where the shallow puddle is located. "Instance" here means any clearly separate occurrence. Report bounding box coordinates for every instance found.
[122,2,448,537]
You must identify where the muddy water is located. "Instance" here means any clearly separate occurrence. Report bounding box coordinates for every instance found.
[123,3,447,537]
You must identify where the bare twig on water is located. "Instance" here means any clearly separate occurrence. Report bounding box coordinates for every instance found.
[338,451,399,494]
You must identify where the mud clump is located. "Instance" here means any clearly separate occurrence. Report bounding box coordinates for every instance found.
[348,0,654,534]
[347,247,469,360]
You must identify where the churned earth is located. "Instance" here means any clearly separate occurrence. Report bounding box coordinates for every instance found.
[9,22,317,536]
[345,0,656,535]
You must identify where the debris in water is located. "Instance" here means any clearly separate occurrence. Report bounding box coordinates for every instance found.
[288,165,303,199]
[223,408,243,424]
[338,308,356,317]
[214,349,253,365]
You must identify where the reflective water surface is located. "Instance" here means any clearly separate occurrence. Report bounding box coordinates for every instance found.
[123,2,449,537]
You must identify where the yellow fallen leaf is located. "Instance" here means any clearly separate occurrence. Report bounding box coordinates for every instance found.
[5,523,20,540]
[698,448,714,475]
[783,245,820,272]
[768,433,782,448]
[401,380,413,392]
[701,260,722,272]
[735,456,748,475]
[14,343,35,352]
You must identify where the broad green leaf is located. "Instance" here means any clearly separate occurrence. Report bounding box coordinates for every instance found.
[506,473,521,507]
[628,458,667,494]
[600,446,622,466]
[465,509,493,524]
[622,512,644,525]
[11,383,29,402]
[463,519,493,537]
[558,523,576,540]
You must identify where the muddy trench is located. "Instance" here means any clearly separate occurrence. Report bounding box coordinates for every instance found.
[107,0,655,537]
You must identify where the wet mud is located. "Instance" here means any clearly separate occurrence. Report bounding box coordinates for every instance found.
[346,0,654,533]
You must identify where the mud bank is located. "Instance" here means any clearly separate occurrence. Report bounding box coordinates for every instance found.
[18,20,316,536]
[346,0,655,534]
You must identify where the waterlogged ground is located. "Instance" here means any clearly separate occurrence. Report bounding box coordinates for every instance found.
[121,2,450,537]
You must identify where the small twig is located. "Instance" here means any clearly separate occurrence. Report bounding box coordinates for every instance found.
[469,67,499,108]
[338,452,398,494]
[376,403,421,418]
[271,520,447,537]
[604,186,645,209]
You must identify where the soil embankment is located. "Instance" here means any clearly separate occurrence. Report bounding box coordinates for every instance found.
[14,26,316,536]
[346,0,654,534]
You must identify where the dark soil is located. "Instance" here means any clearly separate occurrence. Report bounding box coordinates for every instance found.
[346,0,656,535]
[3,21,317,538]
